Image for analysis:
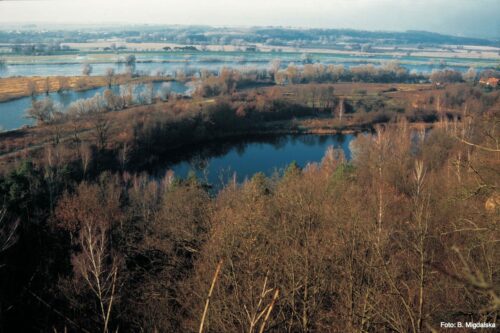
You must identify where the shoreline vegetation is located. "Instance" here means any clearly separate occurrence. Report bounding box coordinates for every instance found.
[0,78,497,171]
[0,116,423,166]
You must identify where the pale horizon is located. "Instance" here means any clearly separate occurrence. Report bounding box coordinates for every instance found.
[0,0,498,39]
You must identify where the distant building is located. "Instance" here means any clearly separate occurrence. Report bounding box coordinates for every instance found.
[479,77,499,87]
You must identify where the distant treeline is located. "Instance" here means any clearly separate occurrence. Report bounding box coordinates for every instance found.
[8,43,75,56]
[253,28,499,46]
[0,26,497,48]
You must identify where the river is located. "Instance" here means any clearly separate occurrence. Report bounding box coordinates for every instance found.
[0,81,188,131]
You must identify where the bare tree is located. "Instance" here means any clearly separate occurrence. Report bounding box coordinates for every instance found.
[124,55,136,77]
[139,83,154,105]
[57,76,70,92]
[463,67,477,83]
[124,54,136,66]
[92,112,110,151]
[105,68,115,88]
[26,97,60,124]
[120,84,135,107]
[269,59,281,79]
[79,142,92,177]
[118,142,129,171]
[27,79,37,98]
[0,208,19,259]
[412,160,429,332]
[43,76,51,95]
[176,69,186,81]
[72,220,119,333]
[244,273,280,333]
[338,98,344,123]
[82,63,93,76]
[157,82,172,101]
[103,89,125,111]
[55,183,123,333]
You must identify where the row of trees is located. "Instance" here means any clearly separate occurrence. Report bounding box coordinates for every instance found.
[194,62,421,97]
[10,42,73,55]
[80,55,155,78]
[26,82,175,125]
[273,61,421,85]
[195,62,499,98]
[75,55,500,92]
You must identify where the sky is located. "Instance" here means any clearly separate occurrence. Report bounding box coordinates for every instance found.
[0,0,498,39]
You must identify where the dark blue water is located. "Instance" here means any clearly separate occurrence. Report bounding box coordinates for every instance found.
[153,133,355,187]
[0,81,188,131]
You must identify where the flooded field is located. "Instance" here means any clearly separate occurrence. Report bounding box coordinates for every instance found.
[1,50,497,78]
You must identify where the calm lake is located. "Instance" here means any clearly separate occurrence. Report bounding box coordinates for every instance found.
[0,81,188,131]
[150,133,356,188]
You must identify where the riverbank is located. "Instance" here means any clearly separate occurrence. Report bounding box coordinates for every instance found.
[0,116,360,161]
[0,74,176,102]
[0,112,433,172]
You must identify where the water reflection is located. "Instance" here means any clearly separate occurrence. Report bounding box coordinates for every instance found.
[148,133,355,188]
